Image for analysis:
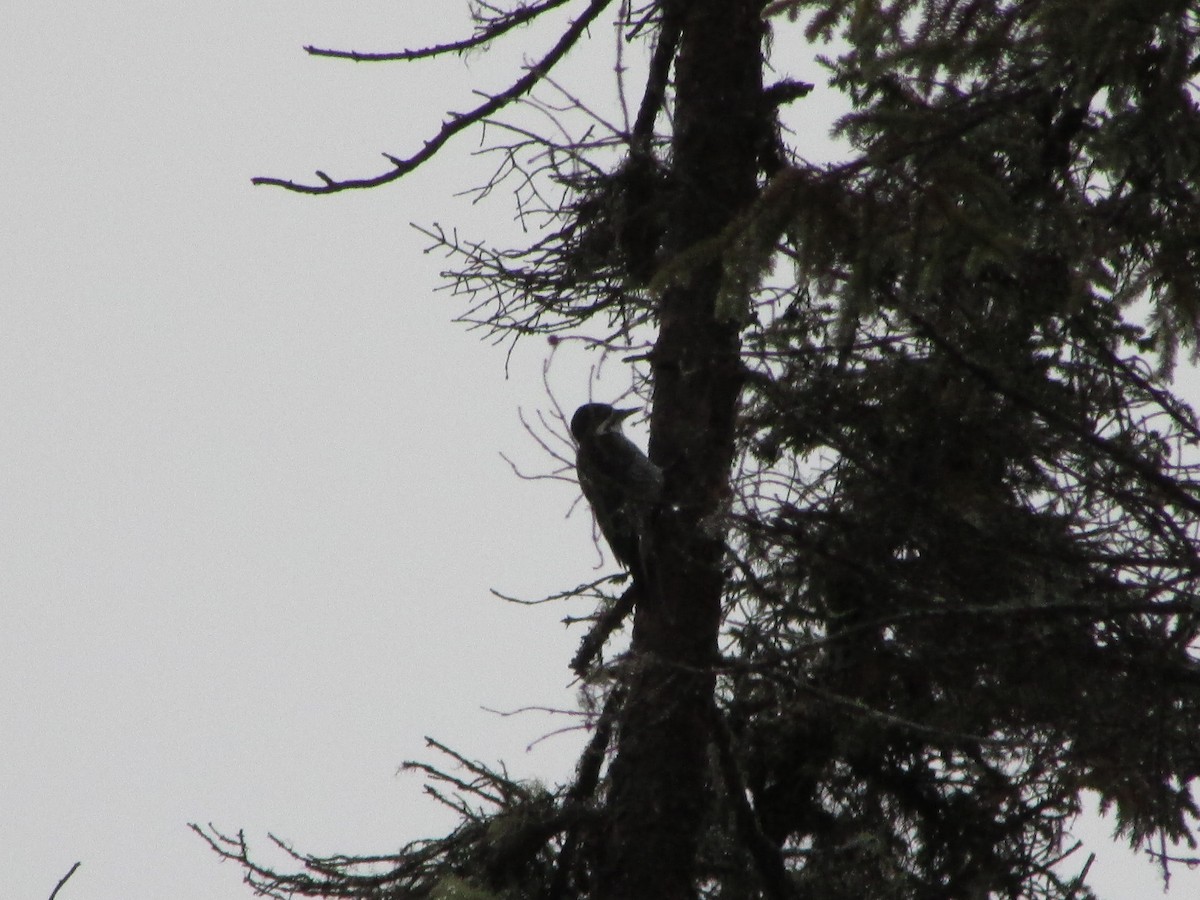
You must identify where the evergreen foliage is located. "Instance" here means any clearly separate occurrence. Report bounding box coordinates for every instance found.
[199,1,1200,897]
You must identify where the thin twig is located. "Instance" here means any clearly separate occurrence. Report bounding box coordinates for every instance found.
[47,862,81,900]
[306,0,574,61]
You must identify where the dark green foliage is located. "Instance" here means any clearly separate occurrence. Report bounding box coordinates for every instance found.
[717,2,1200,894]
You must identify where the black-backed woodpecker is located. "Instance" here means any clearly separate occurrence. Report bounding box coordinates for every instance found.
[570,403,663,577]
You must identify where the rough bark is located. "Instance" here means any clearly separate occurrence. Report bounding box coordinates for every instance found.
[596,3,766,898]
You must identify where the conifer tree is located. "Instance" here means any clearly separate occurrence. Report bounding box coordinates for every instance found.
[198,2,1200,897]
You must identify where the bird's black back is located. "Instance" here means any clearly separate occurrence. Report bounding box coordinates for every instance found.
[571,404,662,574]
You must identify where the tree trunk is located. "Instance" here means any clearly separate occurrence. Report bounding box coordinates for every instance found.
[596,3,765,898]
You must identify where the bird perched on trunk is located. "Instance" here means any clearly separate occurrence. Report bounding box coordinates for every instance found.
[570,403,663,579]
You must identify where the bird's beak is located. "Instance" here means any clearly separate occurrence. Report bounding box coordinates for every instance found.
[603,407,639,432]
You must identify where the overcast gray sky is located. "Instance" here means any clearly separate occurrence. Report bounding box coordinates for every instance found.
[3,4,1198,898]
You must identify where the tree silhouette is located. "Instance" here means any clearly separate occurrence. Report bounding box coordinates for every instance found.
[196,2,1200,897]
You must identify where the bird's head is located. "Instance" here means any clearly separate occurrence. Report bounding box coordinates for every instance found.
[570,403,639,442]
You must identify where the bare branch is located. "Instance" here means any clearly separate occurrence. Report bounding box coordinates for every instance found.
[571,583,637,676]
[305,0,575,61]
[631,4,679,148]
[549,683,623,900]
[490,574,621,606]
[254,0,617,194]
[711,708,794,900]
[47,862,81,900]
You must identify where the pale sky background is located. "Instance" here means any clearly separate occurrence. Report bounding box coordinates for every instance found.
[2,4,1198,899]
